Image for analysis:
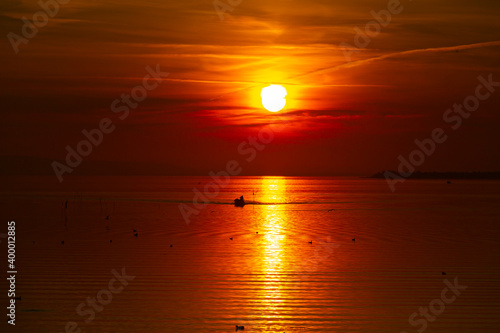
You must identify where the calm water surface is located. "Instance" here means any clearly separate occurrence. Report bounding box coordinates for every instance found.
[1,176,499,332]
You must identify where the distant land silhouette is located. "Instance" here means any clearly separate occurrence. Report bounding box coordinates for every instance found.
[369,171,500,179]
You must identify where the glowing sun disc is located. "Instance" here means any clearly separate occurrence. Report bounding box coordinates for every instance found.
[261,84,287,112]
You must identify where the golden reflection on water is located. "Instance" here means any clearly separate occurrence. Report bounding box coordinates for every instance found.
[10,177,500,332]
[252,177,342,330]
[258,177,288,271]
[256,177,291,327]
[257,176,289,205]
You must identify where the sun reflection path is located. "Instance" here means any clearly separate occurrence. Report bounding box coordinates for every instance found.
[256,178,289,327]
[248,177,341,330]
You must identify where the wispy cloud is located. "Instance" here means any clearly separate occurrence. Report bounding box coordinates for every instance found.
[296,41,500,79]
[210,41,500,101]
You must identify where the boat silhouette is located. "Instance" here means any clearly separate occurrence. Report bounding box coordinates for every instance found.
[234,195,245,207]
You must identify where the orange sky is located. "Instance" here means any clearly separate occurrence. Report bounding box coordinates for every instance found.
[1,0,500,176]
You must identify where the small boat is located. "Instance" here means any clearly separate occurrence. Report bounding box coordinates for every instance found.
[234,195,245,207]
[236,325,245,331]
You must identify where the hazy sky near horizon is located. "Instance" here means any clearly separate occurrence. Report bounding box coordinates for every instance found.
[1,0,500,176]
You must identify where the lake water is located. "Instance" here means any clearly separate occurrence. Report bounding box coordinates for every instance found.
[1,176,499,332]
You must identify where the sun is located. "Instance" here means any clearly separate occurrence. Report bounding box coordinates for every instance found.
[261,84,287,112]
